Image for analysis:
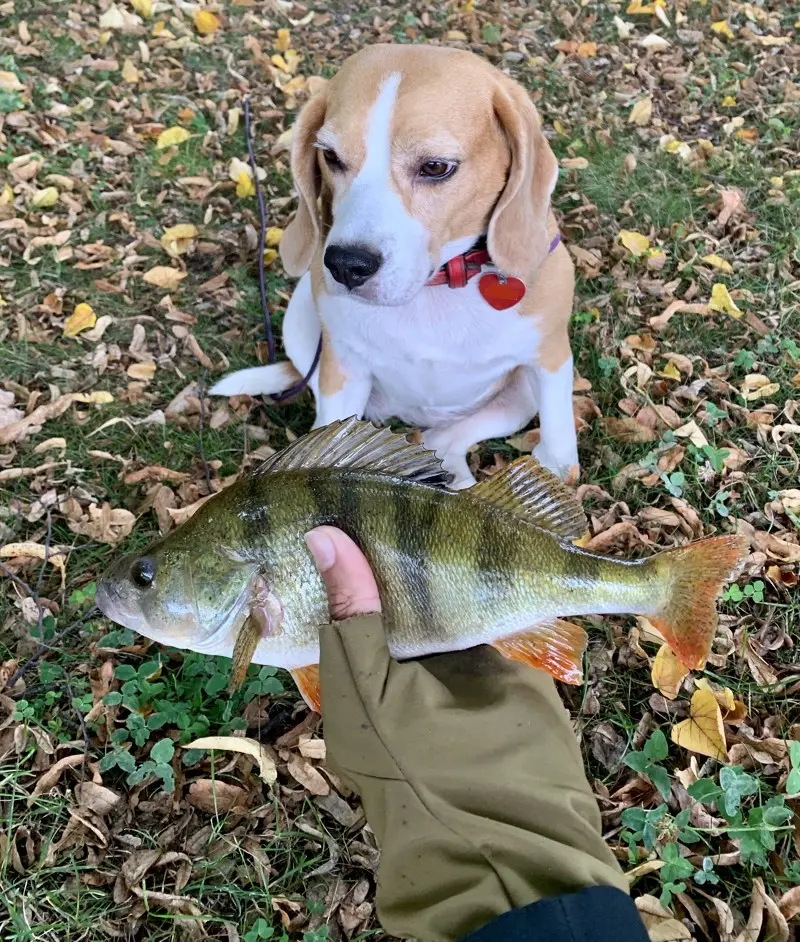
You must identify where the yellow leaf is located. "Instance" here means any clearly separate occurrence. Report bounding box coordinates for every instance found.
[121,57,140,83]
[741,375,780,401]
[127,362,156,381]
[711,20,735,39]
[156,126,192,149]
[0,541,66,572]
[627,0,656,13]
[73,391,114,404]
[63,303,97,338]
[577,41,597,58]
[619,229,651,256]
[194,10,221,35]
[0,70,24,93]
[160,223,198,257]
[130,0,153,17]
[31,187,59,209]
[0,184,13,205]
[701,254,733,273]
[275,28,291,52]
[185,736,277,785]
[770,176,784,187]
[694,678,734,713]
[142,266,187,289]
[659,360,682,381]
[629,96,653,126]
[709,282,742,318]
[651,644,690,700]
[271,53,290,72]
[263,248,278,265]
[671,689,727,761]
[265,226,283,247]
[236,171,255,198]
[722,95,737,107]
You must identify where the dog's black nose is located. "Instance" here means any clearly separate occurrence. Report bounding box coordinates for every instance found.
[324,245,382,290]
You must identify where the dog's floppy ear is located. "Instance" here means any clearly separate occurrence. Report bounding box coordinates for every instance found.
[487,77,559,281]
[280,83,329,277]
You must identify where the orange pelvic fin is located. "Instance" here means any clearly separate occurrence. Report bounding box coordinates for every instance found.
[649,535,748,670]
[492,619,588,685]
[291,664,321,713]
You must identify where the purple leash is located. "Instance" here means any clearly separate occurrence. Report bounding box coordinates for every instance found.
[243,98,321,403]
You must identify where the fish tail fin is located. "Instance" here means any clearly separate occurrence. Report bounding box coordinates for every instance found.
[291,665,321,713]
[492,620,588,685]
[648,535,748,670]
[210,362,302,398]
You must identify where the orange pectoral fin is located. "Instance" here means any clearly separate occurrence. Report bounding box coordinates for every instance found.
[291,664,321,713]
[492,619,588,685]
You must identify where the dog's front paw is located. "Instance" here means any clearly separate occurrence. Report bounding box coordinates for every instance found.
[532,442,579,483]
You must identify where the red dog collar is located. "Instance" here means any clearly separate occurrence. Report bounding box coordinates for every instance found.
[425,233,562,310]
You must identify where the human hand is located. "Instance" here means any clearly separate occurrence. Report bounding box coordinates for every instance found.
[305,525,627,942]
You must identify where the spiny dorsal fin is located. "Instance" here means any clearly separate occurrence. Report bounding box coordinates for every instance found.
[472,456,587,540]
[254,417,449,486]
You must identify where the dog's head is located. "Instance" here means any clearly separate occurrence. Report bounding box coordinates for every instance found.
[280,45,559,307]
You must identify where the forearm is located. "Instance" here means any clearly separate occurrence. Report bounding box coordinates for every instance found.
[321,615,628,941]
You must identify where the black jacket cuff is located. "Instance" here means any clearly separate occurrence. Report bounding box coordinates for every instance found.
[460,886,649,942]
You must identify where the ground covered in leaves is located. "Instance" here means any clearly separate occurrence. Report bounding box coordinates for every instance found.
[1,0,799,939]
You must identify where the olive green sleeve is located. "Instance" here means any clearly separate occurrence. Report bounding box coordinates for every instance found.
[319,614,627,942]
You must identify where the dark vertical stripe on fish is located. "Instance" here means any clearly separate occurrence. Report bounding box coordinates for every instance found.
[305,469,343,531]
[393,484,439,628]
[476,501,517,605]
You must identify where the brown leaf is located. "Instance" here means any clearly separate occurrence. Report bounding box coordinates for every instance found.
[286,754,329,796]
[75,782,121,815]
[603,417,658,443]
[715,187,746,226]
[187,779,249,813]
[778,885,800,921]
[27,754,86,805]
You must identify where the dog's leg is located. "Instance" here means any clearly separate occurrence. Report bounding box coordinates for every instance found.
[423,368,537,489]
[210,274,317,398]
[530,354,578,480]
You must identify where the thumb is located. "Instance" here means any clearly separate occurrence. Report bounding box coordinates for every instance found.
[305,526,382,620]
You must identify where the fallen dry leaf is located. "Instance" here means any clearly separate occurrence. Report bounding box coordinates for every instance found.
[188,779,249,813]
[701,253,733,273]
[63,303,97,337]
[619,230,651,256]
[156,127,192,150]
[143,266,187,290]
[286,754,329,796]
[671,688,727,761]
[651,644,690,701]
[709,283,742,318]
[185,736,277,785]
[629,97,653,126]
[194,10,221,35]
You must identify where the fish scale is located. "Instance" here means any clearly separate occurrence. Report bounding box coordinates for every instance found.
[97,418,748,713]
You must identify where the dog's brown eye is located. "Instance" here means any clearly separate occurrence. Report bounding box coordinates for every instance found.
[321,148,344,171]
[419,159,457,180]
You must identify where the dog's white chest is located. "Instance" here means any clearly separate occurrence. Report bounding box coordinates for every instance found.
[319,281,541,426]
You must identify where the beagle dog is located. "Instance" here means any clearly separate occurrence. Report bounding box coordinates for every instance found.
[212,44,578,488]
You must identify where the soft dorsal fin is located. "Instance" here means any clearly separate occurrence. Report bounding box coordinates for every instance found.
[254,417,449,486]
[472,456,587,540]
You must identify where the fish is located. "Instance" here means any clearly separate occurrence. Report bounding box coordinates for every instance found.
[96,417,748,713]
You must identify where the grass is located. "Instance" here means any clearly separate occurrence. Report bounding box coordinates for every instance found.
[1,0,799,938]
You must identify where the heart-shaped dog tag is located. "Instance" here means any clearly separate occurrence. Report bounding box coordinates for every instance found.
[478,273,526,310]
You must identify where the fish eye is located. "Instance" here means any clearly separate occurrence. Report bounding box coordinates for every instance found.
[131,557,156,589]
